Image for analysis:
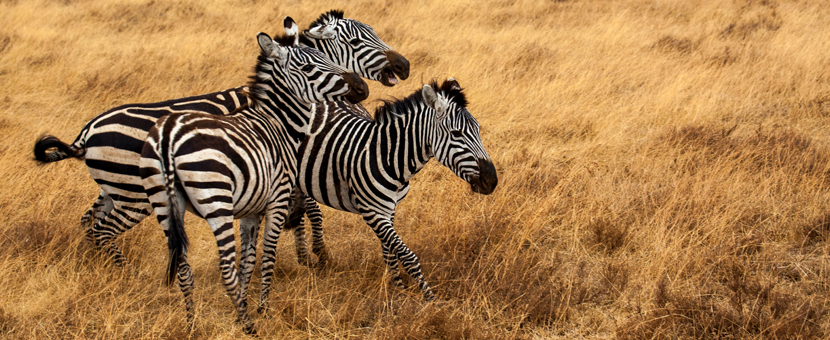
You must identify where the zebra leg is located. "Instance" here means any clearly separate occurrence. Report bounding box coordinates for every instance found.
[81,190,113,243]
[207,214,255,334]
[363,212,435,300]
[257,200,290,314]
[305,198,329,266]
[362,213,405,289]
[91,202,151,266]
[238,214,262,298]
[286,190,311,266]
[381,241,406,290]
[391,237,435,300]
[175,251,195,321]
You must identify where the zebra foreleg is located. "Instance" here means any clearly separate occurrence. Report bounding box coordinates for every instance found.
[381,241,406,290]
[392,239,435,301]
[363,213,406,290]
[364,212,435,300]
[238,214,262,298]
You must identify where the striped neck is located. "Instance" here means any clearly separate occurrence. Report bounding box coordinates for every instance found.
[374,100,435,183]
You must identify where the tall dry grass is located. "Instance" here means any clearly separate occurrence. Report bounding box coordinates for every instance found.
[1,0,830,338]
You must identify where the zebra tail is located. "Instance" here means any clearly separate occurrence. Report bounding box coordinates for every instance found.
[161,145,189,286]
[33,134,84,163]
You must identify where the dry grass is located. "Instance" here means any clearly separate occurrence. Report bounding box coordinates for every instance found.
[2,0,830,338]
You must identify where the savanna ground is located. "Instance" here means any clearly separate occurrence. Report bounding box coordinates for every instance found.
[1,0,829,338]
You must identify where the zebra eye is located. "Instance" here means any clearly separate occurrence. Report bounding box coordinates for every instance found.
[349,38,361,46]
[450,130,464,138]
[301,64,314,72]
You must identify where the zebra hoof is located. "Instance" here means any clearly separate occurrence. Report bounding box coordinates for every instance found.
[243,323,257,336]
[424,291,436,301]
[256,303,269,316]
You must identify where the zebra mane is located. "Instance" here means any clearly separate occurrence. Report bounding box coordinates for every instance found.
[243,33,307,104]
[309,10,344,28]
[375,79,468,121]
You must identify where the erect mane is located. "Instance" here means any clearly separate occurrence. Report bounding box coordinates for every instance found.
[242,32,303,104]
[374,79,467,121]
[309,10,344,28]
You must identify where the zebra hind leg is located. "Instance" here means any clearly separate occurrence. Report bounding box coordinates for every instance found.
[208,214,255,334]
[91,203,150,266]
[288,216,312,266]
[257,202,290,315]
[238,214,262,298]
[305,198,329,267]
[81,191,113,243]
[286,190,312,266]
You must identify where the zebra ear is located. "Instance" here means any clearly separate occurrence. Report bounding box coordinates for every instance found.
[284,16,300,46]
[423,85,449,120]
[305,21,337,40]
[257,32,276,56]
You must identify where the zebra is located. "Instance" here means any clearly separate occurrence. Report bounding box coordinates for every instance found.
[259,78,498,306]
[138,21,368,334]
[32,10,409,267]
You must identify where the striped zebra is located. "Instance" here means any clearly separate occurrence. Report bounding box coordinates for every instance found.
[262,78,498,304]
[139,22,368,334]
[32,10,408,267]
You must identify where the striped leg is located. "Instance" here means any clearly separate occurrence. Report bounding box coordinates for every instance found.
[81,190,113,243]
[257,196,291,314]
[305,198,329,266]
[207,215,253,333]
[92,201,151,266]
[286,191,311,266]
[238,214,262,298]
[363,212,435,300]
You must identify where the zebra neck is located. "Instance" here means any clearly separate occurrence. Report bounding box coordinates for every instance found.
[248,82,312,144]
[374,103,434,183]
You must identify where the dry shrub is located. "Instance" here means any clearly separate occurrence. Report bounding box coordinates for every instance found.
[372,304,508,340]
[619,281,826,339]
[651,35,697,56]
[588,217,629,254]
[3,220,74,259]
[657,124,830,182]
[719,0,782,40]
[619,251,827,340]
[800,212,830,246]
[0,308,15,336]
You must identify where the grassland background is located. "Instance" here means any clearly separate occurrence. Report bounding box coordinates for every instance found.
[1,0,830,338]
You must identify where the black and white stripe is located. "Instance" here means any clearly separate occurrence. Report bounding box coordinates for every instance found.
[32,10,408,267]
[278,79,498,301]
[138,24,368,334]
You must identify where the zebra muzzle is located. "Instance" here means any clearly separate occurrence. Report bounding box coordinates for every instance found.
[342,72,369,104]
[380,50,410,87]
[470,158,498,195]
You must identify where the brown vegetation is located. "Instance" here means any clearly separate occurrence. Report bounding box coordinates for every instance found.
[1,0,829,338]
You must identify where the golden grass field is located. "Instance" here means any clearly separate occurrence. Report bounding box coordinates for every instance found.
[2,0,830,338]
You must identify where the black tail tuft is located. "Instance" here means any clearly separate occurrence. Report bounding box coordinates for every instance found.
[166,192,189,286]
[33,134,83,163]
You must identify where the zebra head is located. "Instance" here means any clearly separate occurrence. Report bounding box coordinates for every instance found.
[423,79,498,195]
[300,10,409,87]
[253,17,369,106]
